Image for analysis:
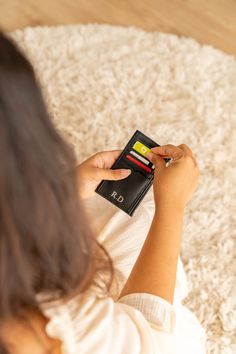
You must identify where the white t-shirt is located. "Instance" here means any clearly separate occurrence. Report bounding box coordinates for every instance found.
[40,189,206,354]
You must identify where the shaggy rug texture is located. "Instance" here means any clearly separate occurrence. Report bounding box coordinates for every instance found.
[10,25,236,354]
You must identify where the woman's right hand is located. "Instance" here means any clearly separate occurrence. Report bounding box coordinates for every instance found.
[146,144,200,211]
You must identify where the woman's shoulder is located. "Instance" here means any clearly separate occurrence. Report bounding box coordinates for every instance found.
[40,289,163,354]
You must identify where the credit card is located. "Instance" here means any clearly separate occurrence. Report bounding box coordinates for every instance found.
[126,154,152,173]
[130,150,150,165]
[133,141,150,157]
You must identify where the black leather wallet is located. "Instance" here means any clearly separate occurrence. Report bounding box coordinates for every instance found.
[95,130,169,216]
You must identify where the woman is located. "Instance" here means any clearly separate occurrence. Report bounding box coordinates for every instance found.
[0,31,206,353]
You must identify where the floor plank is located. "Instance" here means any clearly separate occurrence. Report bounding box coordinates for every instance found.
[0,0,236,56]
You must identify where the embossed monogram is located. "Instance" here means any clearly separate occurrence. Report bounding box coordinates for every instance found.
[110,191,124,203]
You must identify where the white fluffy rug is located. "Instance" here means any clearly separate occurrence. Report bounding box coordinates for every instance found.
[10,25,236,353]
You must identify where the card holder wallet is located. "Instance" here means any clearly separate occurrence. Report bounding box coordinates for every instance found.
[95,130,169,216]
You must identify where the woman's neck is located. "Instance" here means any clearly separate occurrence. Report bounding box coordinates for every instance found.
[0,311,61,354]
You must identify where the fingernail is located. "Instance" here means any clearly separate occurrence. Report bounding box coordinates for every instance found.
[121,169,131,177]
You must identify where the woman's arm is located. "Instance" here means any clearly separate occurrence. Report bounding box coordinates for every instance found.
[119,205,184,304]
[119,144,199,304]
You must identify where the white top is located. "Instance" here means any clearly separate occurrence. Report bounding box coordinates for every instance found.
[41,288,176,354]
[40,189,206,354]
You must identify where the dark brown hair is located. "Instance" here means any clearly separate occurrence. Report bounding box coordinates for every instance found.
[0,31,112,352]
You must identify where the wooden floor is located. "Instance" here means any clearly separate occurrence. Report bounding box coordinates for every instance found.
[1,0,236,56]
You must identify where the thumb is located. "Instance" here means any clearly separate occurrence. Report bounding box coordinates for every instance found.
[146,152,166,171]
[96,167,132,181]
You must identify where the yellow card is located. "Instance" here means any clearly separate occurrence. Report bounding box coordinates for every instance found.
[133,141,150,156]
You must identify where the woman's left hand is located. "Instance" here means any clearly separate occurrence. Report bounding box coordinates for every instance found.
[75,150,131,200]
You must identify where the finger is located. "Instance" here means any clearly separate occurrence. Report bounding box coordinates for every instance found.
[177,144,193,156]
[190,155,198,167]
[93,150,122,169]
[193,157,198,168]
[150,145,185,160]
[96,167,131,181]
[177,144,198,167]
[145,152,166,170]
